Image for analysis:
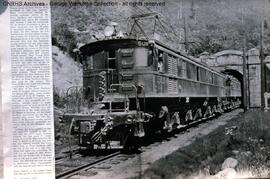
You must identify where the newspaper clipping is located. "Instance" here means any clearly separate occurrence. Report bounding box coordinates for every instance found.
[1,0,54,178]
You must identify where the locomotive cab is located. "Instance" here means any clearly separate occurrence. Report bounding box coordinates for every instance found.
[80,39,152,104]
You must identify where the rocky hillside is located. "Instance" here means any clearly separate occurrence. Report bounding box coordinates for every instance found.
[51,0,270,57]
[52,46,82,95]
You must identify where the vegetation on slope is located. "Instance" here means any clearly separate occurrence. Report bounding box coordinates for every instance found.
[51,0,270,57]
[142,110,270,178]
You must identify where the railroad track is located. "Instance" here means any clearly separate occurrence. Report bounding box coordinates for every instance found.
[56,151,121,179]
[55,153,83,165]
[171,107,239,132]
[139,108,241,148]
[55,147,80,160]
[55,108,240,178]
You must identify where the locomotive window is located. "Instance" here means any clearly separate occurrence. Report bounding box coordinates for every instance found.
[109,50,116,58]
[108,50,116,69]
[186,63,191,79]
[206,71,212,84]
[213,74,218,85]
[178,59,187,78]
[109,59,116,69]
[199,68,208,83]
[182,61,186,78]
[196,67,200,81]
[186,63,196,80]
[90,51,105,69]
[86,56,94,70]
[157,51,164,72]
[218,76,223,86]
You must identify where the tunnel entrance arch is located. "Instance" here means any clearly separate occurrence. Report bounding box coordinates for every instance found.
[203,48,261,108]
[221,69,244,108]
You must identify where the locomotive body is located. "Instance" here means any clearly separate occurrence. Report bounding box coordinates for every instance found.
[68,38,241,149]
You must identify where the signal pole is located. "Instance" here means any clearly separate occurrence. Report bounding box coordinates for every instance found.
[260,20,266,110]
[242,37,248,112]
[183,15,189,54]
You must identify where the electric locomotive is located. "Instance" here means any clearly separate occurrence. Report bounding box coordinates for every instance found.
[65,14,241,150]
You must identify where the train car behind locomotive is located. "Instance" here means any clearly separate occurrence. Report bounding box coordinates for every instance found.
[65,14,241,150]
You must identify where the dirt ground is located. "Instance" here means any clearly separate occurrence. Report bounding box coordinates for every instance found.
[75,109,249,179]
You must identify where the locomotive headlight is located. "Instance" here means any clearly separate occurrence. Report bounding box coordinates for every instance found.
[104,26,114,37]
[265,56,270,70]
[149,40,155,48]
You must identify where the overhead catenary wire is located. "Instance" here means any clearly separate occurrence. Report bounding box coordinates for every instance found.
[141,4,184,45]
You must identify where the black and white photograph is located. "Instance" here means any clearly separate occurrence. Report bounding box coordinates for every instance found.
[51,0,270,178]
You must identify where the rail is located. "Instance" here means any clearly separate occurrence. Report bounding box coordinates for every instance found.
[56,151,120,179]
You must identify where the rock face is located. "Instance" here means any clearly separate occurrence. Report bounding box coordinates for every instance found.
[52,46,82,93]
[210,157,238,179]
[221,157,238,170]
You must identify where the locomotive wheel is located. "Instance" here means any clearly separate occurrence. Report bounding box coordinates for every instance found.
[185,110,193,123]
[171,112,183,129]
[217,104,223,114]
[105,141,111,149]
[193,108,202,121]
[212,105,217,114]
[159,106,169,118]
[210,106,215,117]
[86,144,94,152]
[203,106,212,119]
[159,106,170,131]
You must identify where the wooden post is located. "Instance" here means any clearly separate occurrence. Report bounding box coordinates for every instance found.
[68,118,75,158]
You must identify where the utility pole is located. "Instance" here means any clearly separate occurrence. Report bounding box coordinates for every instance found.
[183,15,189,54]
[242,37,248,112]
[241,8,248,112]
[260,20,266,110]
[179,0,195,54]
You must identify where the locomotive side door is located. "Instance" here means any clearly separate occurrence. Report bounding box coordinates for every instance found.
[225,77,232,97]
[106,49,119,91]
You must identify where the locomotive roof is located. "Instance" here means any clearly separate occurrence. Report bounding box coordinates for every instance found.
[79,38,240,84]
[79,38,146,56]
